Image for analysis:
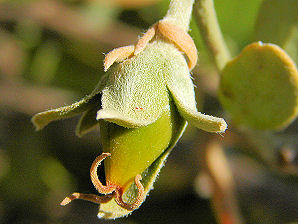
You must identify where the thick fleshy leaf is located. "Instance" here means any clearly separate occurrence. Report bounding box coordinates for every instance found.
[75,104,101,137]
[218,42,298,130]
[163,43,227,133]
[97,118,187,219]
[100,41,174,128]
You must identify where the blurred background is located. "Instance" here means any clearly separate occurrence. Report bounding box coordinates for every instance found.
[0,0,297,223]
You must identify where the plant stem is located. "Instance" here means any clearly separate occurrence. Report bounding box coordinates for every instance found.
[205,141,244,224]
[162,0,195,31]
[193,0,231,71]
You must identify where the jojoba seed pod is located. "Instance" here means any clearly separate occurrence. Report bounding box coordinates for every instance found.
[99,100,182,190]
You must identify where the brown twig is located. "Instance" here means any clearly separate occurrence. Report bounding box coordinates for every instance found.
[197,136,244,224]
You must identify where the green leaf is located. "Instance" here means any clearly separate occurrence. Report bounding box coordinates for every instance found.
[218,42,298,130]
[254,0,298,48]
[97,116,187,219]
[214,0,263,46]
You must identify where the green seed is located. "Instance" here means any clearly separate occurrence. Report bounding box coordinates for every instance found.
[99,100,183,189]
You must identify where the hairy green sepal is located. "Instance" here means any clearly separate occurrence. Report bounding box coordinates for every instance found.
[32,40,226,134]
